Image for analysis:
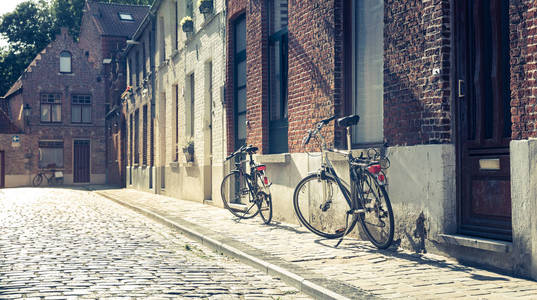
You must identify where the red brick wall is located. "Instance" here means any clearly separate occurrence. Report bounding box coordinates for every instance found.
[383,0,452,146]
[17,29,106,176]
[510,0,537,139]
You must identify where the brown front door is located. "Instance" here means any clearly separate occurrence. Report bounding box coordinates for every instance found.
[74,140,90,183]
[0,151,5,188]
[456,0,512,241]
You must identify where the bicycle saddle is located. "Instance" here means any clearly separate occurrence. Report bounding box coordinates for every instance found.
[244,145,259,153]
[337,114,360,127]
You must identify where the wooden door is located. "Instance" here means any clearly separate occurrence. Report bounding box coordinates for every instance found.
[74,140,90,183]
[456,0,512,241]
[0,151,5,188]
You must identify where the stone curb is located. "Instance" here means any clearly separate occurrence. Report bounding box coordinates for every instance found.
[92,189,377,300]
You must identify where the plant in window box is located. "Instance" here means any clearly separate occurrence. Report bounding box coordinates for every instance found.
[181,137,195,162]
[180,16,194,33]
[197,0,213,14]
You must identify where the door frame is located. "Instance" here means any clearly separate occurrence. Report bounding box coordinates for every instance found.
[454,0,512,241]
[73,139,91,183]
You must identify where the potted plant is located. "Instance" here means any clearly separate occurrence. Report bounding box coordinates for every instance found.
[198,0,213,14]
[182,137,195,162]
[181,16,194,32]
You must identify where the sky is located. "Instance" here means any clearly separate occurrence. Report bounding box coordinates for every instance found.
[0,0,51,48]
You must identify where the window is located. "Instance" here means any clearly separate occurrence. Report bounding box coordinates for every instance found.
[187,73,195,137]
[268,0,288,153]
[160,17,166,62]
[71,95,91,123]
[38,140,64,169]
[128,58,133,86]
[60,51,71,73]
[143,105,148,165]
[135,50,140,85]
[350,0,384,144]
[186,0,193,17]
[119,13,134,21]
[129,115,133,166]
[174,1,179,50]
[234,15,247,149]
[173,84,179,161]
[134,109,139,164]
[41,94,62,123]
[142,42,147,78]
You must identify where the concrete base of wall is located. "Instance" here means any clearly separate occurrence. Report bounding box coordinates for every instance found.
[4,173,106,187]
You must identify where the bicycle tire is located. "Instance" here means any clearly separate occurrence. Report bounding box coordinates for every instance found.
[221,171,260,219]
[356,171,394,249]
[32,174,43,187]
[257,191,272,224]
[293,173,357,239]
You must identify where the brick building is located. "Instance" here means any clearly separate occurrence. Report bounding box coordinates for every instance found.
[1,28,106,186]
[225,0,537,279]
[124,0,227,203]
[78,1,150,186]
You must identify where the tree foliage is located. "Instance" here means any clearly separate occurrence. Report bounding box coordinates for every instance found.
[0,0,153,96]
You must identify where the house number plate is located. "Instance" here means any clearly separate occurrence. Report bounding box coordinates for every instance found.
[479,158,501,171]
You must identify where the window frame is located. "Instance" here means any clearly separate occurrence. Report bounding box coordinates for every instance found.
[59,51,72,74]
[38,140,64,169]
[71,94,92,124]
[233,14,247,150]
[40,93,62,123]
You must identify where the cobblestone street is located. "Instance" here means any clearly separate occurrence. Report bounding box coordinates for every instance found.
[0,188,310,299]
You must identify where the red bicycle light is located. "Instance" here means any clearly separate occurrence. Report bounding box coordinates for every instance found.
[378,174,385,182]
[256,165,266,171]
[264,177,269,185]
[367,165,382,174]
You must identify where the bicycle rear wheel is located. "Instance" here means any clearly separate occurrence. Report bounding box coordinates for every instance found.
[357,171,394,249]
[32,174,43,187]
[293,173,357,239]
[221,172,260,219]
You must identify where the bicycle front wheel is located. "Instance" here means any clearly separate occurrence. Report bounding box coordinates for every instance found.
[357,171,394,249]
[32,174,43,187]
[221,172,260,219]
[293,173,357,239]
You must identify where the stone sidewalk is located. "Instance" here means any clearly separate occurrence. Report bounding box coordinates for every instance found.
[89,186,537,300]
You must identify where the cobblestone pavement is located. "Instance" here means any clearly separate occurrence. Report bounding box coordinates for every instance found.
[92,187,537,300]
[0,188,311,299]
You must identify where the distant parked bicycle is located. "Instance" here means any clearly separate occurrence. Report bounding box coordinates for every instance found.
[33,169,64,187]
[221,144,273,224]
[293,115,394,249]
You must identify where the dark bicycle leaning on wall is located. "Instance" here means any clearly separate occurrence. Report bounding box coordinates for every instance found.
[293,115,394,249]
[220,144,273,224]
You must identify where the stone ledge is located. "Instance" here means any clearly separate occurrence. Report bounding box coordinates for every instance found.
[439,234,512,253]
[254,153,290,164]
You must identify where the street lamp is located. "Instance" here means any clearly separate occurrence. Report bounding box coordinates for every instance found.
[23,104,31,132]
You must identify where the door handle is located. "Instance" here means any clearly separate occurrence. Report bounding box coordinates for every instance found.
[458,79,465,98]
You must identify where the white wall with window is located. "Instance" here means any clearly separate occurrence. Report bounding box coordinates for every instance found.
[351,0,384,145]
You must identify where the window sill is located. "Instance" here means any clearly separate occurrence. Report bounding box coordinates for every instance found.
[438,234,511,253]
[254,153,289,164]
[58,72,74,76]
[169,162,179,168]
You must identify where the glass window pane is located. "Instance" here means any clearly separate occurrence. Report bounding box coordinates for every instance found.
[237,113,246,140]
[39,147,64,168]
[235,18,246,53]
[72,106,81,123]
[60,52,71,73]
[52,104,61,122]
[237,88,246,113]
[82,106,91,123]
[41,105,50,122]
[352,0,383,144]
[237,60,246,87]
[270,0,288,34]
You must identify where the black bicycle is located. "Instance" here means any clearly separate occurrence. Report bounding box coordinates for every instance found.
[293,115,394,249]
[32,169,64,187]
[221,145,273,224]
